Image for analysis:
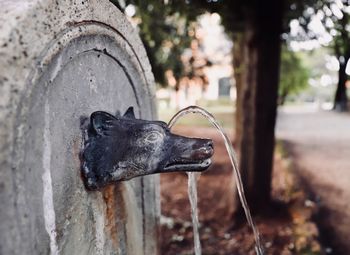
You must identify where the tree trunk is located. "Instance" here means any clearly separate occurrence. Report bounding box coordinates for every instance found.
[233,34,245,149]
[234,1,283,216]
[334,59,348,112]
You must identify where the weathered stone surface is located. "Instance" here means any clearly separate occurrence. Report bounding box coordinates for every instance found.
[0,1,159,254]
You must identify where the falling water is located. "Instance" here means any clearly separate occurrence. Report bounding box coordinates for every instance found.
[168,105,264,255]
[187,172,201,255]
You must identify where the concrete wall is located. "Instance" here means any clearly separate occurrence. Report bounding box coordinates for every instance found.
[0,1,159,254]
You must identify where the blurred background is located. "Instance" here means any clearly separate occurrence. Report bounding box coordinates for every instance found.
[113,1,350,254]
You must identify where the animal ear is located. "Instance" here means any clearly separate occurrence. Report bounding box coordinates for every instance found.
[123,107,135,119]
[115,110,121,117]
[90,111,116,135]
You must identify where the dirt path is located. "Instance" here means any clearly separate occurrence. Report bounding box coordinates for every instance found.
[276,105,350,254]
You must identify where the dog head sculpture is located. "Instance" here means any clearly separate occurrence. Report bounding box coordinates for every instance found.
[81,107,214,190]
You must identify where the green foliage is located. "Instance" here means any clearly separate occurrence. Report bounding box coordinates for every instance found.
[112,0,318,87]
[113,1,207,86]
[279,46,309,104]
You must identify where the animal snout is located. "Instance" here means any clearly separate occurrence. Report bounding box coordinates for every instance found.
[191,139,214,160]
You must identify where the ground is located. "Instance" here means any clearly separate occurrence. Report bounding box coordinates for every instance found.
[160,125,323,255]
[276,105,350,254]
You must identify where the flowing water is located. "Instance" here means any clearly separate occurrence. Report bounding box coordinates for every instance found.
[187,172,201,255]
[168,106,264,255]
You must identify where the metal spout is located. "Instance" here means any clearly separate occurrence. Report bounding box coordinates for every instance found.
[81,107,214,190]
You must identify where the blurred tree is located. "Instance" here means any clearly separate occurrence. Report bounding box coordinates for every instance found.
[318,0,349,111]
[279,46,309,105]
[225,0,284,215]
[112,0,207,91]
[289,0,350,111]
[195,0,316,215]
[113,0,317,216]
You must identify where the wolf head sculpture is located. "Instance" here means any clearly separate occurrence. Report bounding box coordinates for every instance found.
[81,107,214,190]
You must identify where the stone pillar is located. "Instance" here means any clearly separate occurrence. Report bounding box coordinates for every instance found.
[0,1,159,254]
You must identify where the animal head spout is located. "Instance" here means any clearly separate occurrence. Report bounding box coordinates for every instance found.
[81,107,214,190]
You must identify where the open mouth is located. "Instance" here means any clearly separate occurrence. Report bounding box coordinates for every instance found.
[163,142,214,172]
[164,158,212,172]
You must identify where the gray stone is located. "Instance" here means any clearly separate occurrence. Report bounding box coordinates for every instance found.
[0,1,159,254]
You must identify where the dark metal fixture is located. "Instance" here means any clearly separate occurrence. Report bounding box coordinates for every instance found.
[81,107,214,190]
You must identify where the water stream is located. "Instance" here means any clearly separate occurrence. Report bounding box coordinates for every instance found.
[187,172,201,255]
[168,105,264,255]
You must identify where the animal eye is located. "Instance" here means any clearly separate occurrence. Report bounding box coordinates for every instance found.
[145,131,162,143]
